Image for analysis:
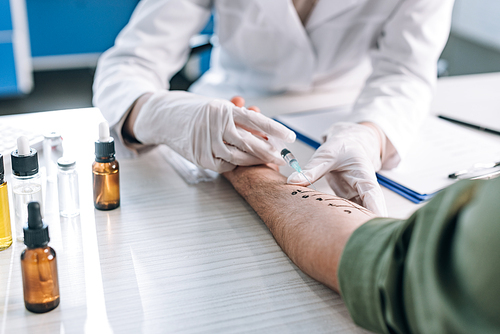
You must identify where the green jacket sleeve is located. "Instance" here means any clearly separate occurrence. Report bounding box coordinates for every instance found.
[338,177,500,333]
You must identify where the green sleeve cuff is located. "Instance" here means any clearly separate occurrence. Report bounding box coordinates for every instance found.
[338,217,406,334]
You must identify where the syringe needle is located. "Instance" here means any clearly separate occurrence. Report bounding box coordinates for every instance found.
[301,172,317,190]
[280,148,317,191]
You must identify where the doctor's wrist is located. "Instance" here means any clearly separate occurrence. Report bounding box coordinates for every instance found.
[123,92,154,143]
[359,122,385,162]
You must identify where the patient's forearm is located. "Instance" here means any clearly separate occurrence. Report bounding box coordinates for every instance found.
[224,166,376,292]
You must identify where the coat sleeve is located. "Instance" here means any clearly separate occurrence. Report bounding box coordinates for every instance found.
[338,177,500,333]
[92,0,213,127]
[345,0,455,167]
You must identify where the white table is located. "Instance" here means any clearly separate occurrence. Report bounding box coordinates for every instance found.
[1,72,498,333]
[0,109,370,334]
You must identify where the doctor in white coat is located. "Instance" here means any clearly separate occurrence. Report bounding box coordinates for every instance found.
[93,0,454,216]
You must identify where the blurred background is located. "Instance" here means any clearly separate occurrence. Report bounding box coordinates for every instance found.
[1,0,499,116]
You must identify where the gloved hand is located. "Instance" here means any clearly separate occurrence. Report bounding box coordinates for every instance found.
[133,91,296,173]
[287,122,388,216]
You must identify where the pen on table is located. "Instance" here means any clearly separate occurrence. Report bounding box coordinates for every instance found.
[438,115,500,136]
[449,161,500,179]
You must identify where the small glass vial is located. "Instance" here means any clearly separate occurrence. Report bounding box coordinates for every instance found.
[21,202,60,313]
[0,154,13,250]
[92,122,120,210]
[11,136,43,242]
[43,132,63,183]
[57,157,80,217]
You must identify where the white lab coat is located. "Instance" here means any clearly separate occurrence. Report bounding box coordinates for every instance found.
[93,0,454,161]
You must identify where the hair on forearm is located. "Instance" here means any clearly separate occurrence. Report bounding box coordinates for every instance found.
[225,166,376,292]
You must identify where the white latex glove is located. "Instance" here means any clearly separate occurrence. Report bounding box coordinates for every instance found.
[287,122,388,216]
[134,91,296,173]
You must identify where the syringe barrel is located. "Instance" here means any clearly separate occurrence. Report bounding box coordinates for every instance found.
[280,149,296,165]
[281,149,302,172]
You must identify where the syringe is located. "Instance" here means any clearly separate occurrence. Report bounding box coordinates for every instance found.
[280,148,316,190]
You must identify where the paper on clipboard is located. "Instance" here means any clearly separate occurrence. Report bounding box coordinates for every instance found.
[275,107,500,201]
[377,117,500,195]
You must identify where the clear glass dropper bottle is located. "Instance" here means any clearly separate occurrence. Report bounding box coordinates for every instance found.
[92,122,120,210]
[0,154,13,250]
[21,202,60,313]
[11,136,44,242]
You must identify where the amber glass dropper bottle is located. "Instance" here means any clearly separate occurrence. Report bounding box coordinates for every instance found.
[92,122,120,210]
[21,202,60,313]
[0,154,13,250]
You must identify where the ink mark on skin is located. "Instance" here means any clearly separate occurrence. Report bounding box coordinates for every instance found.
[290,190,372,216]
[324,198,372,216]
[293,189,315,197]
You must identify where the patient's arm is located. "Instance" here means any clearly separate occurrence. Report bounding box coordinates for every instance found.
[223,165,377,292]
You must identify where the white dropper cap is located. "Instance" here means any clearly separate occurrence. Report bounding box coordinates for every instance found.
[17,136,31,156]
[99,121,111,142]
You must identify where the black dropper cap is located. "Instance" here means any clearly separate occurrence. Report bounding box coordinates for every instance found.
[11,148,39,177]
[23,202,50,248]
[95,138,116,163]
[95,122,116,163]
[0,154,4,184]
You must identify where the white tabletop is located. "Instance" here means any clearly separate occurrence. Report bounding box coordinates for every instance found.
[1,72,498,333]
[0,108,370,334]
